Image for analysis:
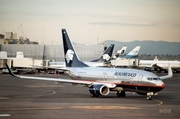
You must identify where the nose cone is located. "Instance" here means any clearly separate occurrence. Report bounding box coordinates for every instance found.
[158,80,165,89]
[161,83,165,89]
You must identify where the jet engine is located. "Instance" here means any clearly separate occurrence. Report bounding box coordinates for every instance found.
[89,84,109,97]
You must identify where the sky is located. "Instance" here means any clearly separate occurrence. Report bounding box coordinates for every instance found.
[0,0,180,45]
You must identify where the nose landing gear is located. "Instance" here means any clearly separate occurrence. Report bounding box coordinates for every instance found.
[146,92,158,100]
[147,95,152,100]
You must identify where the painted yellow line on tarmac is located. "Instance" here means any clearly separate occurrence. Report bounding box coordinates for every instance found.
[0,97,9,100]
[137,98,163,108]
[26,85,64,88]
[14,91,56,98]
[0,105,141,111]
[153,99,163,106]
[0,114,11,117]
[0,107,63,111]
[70,106,141,110]
[0,90,55,100]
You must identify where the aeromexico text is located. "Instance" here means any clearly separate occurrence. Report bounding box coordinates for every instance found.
[114,72,137,77]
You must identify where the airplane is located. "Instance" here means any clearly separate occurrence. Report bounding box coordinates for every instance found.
[125,46,141,58]
[139,58,180,73]
[112,45,127,59]
[112,46,140,59]
[84,44,114,67]
[5,29,173,100]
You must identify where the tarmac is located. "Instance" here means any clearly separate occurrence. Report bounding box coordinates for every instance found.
[0,73,180,119]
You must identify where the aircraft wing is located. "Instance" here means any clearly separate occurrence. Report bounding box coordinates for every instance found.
[32,65,67,70]
[152,64,164,70]
[5,64,116,88]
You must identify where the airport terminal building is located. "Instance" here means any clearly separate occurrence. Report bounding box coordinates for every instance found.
[0,32,104,61]
[0,44,104,61]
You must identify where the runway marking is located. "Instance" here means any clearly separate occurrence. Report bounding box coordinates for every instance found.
[0,105,140,111]
[0,114,11,117]
[70,106,141,110]
[137,98,163,108]
[0,97,9,100]
[153,99,163,105]
[26,85,64,88]
[145,99,163,107]
[0,107,63,111]
[5,90,56,99]
[17,90,56,98]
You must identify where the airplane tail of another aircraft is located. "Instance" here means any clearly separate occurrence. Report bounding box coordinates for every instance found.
[91,44,114,62]
[115,45,127,58]
[62,29,89,67]
[125,46,141,58]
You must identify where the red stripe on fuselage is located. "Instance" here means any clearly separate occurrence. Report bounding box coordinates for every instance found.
[70,78,165,89]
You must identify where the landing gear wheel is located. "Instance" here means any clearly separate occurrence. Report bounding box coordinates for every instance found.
[147,96,152,100]
[117,91,126,97]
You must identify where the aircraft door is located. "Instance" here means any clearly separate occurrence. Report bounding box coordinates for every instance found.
[138,74,143,83]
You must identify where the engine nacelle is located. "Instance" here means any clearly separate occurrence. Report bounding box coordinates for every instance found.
[89,84,110,96]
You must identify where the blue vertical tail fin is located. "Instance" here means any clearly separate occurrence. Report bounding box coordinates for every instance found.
[62,29,89,67]
[125,46,141,58]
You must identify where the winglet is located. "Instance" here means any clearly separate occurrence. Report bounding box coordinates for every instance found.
[159,63,173,80]
[5,63,19,78]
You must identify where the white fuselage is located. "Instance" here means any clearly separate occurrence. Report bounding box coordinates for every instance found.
[139,60,180,69]
[49,61,107,67]
[66,67,164,93]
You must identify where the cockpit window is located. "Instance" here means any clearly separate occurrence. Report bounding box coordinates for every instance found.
[154,78,159,80]
[147,77,160,80]
[147,78,152,80]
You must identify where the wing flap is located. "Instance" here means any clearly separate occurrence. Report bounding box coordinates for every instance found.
[152,64,163,70]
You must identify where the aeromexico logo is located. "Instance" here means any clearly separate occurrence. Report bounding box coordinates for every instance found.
[103,54,110,61]
[65,49,74,63]
[114,72,137,77]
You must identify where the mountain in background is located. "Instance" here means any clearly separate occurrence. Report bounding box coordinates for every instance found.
[101,40,180,55]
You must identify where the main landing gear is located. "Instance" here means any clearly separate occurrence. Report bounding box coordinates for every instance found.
[117,91,153,100]
[117,91,126,97]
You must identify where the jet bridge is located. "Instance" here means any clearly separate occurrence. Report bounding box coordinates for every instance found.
[111,58,139,68]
